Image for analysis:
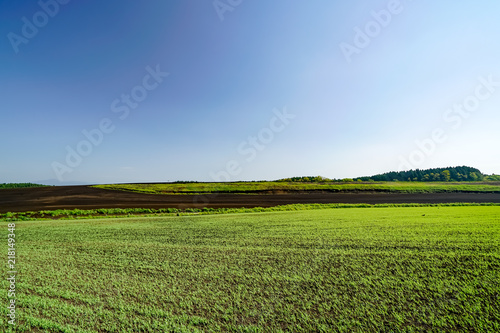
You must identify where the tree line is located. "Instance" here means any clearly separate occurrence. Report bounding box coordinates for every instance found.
[0,183,47,189]
[357,166,485,182]
[277,166,500,183]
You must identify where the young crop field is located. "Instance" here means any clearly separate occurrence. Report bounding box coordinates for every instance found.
[93,181,500,195]
[1,206,499,332]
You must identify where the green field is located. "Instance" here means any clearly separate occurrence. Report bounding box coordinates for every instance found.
[1,206,499,332]
[93,181,500,195]
[1,203,500,222]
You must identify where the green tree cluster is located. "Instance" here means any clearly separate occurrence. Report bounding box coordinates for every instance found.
[276,166,499,183]
[355,166,484,182]
[277,176,334,183]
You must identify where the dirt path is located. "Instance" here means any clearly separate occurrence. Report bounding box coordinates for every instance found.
[1,186,500,213]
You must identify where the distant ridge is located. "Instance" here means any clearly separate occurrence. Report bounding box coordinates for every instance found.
[34,179,90,186]
[0,183,48,189]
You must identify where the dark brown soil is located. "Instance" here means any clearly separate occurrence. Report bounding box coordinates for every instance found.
[1,186,500,213]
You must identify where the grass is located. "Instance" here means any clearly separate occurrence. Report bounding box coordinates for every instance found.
[93,181,500,195]
[1,202,500,221]
[1,206,499,332]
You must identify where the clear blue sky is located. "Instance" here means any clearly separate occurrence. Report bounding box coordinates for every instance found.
[1,0,499,184]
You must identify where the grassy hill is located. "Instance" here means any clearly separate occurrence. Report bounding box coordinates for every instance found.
[93,181,500,195]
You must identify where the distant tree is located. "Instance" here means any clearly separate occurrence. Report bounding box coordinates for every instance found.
[485,174,500,181]
[441,170,451,182]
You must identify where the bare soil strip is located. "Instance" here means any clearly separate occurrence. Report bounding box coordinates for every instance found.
[1,185,500,213]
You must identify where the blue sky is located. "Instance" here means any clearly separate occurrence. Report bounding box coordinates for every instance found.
[1,0,499,184]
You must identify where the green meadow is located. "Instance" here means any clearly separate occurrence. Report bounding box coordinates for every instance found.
[1,205,499,332]
[93,181,500,195]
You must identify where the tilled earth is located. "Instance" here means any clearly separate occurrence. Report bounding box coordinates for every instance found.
[1,186,500,213]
